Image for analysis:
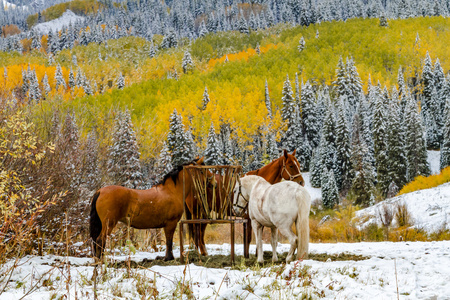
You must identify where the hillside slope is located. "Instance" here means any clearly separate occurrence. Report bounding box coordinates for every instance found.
[355,182,450,233]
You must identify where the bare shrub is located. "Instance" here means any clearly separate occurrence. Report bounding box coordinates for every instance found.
[395,203,413,227]
[378,204,394,240]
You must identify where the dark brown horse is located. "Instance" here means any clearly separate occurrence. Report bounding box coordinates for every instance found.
[186,149,304,256]
[90,157,204,261]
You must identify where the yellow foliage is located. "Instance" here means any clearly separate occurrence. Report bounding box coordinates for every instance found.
[398,167,450,195]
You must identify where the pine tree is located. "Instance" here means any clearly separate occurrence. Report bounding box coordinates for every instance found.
[201,86,210,110]
[107,109,143,188]
[283,106,302,152]
[198,20,208,37]
[281,74,296,123]
[237,15,249,34]
[372,93,390,195]
[42,73,51,97]
[56,112,81,189]
[321,167,339,209]
[167,109,194,166]
[387,102,407,189]
[219,124,233,165]
[68,69,75,88]
[117,72,125,89]
[333,57,347,99]
[298,37,305,52]
[55,64,66,91]
[295,73,300,109]
[204,123,220,165]
[440,99,450,170]
[31,30,41,50]
[82,131,100,189]
[157,141,173,177]
[350,112,375,207]
[335,99,353,191]
[160,29,177,49]
[182,49,195,73]
[301,80,320,148]
[264,80,272,118]
[310,149,322,188]
[404,94,431,181]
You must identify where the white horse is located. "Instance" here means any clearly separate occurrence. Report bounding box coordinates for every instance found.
[233,175,311,263]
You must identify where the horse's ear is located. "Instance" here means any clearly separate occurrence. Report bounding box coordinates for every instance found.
[197,156,205,164]
[292,149,296,156]
[283,149,288,159]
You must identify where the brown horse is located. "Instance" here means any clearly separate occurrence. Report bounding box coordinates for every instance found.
[90,157,204,261]
[186,149,304,256]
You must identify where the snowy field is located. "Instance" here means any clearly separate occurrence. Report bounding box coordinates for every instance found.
[1,241,450,299]
[32,10,85,33]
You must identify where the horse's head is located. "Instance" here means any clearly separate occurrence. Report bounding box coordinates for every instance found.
[232,175,259,217]
[233,179,248,217]
[281,149,305,186]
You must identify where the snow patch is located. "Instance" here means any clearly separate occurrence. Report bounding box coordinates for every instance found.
[355,182,450,232]
[427,150,440,174]
[2,241,450,299]
[32,10,85,34]
[302,172,322,202]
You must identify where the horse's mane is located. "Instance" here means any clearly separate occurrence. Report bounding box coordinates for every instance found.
[156,158,202,186]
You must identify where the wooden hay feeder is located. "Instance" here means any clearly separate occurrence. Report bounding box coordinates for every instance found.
[179,165,250,264]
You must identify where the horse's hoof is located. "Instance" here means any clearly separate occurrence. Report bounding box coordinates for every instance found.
[164,255,175,261]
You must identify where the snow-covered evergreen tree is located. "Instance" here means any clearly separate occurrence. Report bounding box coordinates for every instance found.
[265,80,272,118]
[321,167,339,209]
[117,72,125,89]
[335,99,353,191]
[107,109,143,189]
[387,101,407,189]
[310,149,322,188]
[298,36,305,52]
[157,141,173,178]
[55,64,66,91]
[281,74,296,123]
[404,93,431,181]
[201,86,210,110]
[42,73,51,97]
[440,98,450,170]
[350,112,375,207]
[204,123,220,165]
[182,49,195,73]
[167,109,194,167]
[372,92,390,195]
[82,131,100,190]
[301,80,320,148]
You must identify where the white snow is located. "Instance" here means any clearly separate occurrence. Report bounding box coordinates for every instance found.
[2,0,16,9]
[1,241,450,299]
[427,150,441,174]
[32,10,85,33]
[355,182,450,233]
[302,172,322,202]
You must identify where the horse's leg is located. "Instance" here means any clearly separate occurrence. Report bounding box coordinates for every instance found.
[245,216,252,256]
[199,223,208,256]
[96,218,117,259]
[163,220,178,261]
[270,227,278,263]
[252,220,264,264]
[278,225,298,263]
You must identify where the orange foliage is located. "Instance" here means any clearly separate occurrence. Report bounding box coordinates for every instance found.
[1,25,21,37]
[207,44,278,69]
[398,167,450,195]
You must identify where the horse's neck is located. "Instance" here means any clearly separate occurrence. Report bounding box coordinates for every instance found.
[253,159,283,184]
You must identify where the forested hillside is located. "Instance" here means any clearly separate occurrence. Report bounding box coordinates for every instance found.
[2,0,450,254]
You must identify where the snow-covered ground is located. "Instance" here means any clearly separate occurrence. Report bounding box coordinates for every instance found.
[1,241,449,299]
[32,10,85,33]
[355,182,450,233]
[302,172,322,202]
[427,150,440,174]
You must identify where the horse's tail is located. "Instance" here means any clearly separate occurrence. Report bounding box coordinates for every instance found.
[296,188,311,260]
[90,190,102,247]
